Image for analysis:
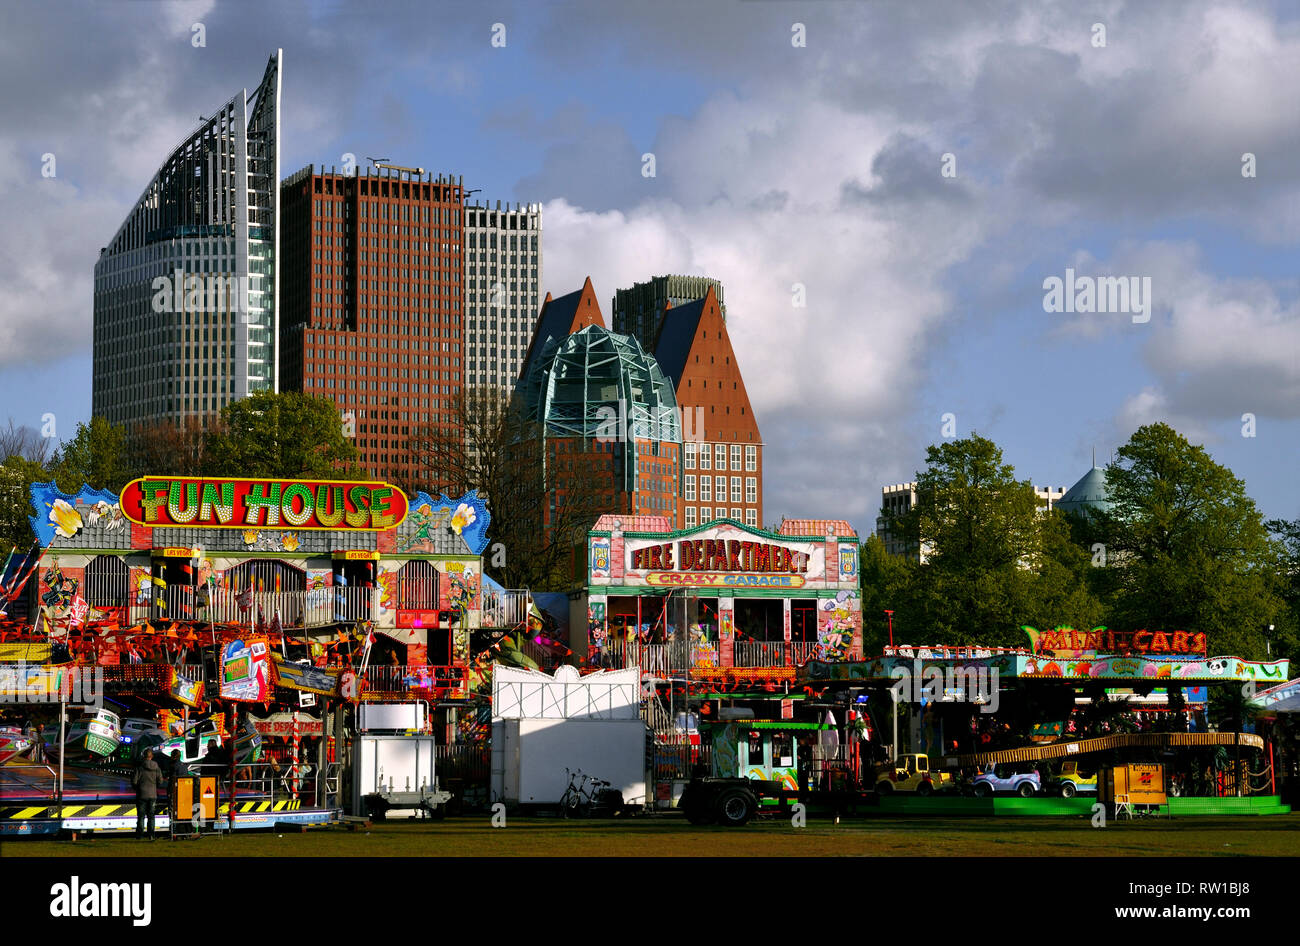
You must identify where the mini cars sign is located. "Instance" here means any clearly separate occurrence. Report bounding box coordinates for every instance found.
[120,476,409,532]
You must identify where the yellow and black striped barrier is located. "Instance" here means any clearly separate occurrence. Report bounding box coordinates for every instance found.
[217,799,303,814]
[3,798,303,821]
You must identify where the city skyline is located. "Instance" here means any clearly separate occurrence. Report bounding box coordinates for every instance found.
[2,1,1297,540]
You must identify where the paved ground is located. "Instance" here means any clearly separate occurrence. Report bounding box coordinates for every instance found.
[5,812,1299,857]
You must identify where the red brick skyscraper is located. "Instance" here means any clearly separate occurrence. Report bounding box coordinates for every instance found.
[651,285,763,529]
[280,165,465,489]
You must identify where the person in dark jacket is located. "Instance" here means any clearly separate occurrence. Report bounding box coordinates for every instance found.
[133,749,164,839]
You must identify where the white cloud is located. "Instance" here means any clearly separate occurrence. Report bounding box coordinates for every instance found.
[540,91,989,523]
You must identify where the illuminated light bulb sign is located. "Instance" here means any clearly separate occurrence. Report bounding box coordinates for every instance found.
[119,476,410,532]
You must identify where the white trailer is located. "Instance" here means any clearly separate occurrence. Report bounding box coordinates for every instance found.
[353,734,451,819]
[490,717,648,808]
[357,702,427,733]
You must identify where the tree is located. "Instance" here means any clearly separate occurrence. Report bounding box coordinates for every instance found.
[125,415,212,479]
[405,386,606,591]
[1093,423,1284,658]
[887,435,1048,646]
[52,416,131,494]
[206,391,362,479]
[0,456,51,551]
[0,418,54,466]
[1262,517,1300,664]
[876,434,1106,648]
[857,534,914,653]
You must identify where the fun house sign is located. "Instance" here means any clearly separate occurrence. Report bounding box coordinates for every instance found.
[120,477,409,531]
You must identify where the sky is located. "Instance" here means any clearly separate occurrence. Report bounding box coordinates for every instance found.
[1,0,1297,537]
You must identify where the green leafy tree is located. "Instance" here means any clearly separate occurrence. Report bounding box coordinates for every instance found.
[1,456,51,550]
[888,435,1046,646]
[52,416,131,494]
[878,435,1107,648]
[406,386,604,591]
[857,534,915,653]
[1093,423,1283,658]
[1,421,56,550]
[1262,517,1300,664]
[206,391,362,479]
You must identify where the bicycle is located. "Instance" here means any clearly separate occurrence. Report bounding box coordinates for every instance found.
[558,769,624,818]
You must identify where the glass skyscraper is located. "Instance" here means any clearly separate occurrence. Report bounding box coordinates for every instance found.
[92,50,282,427]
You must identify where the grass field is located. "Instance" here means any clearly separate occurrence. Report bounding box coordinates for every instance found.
[5,813,1299,857]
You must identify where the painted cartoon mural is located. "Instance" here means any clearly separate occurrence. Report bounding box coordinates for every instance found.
[220,637,271,702]
[240,530,301,552]
[28,482,126,547]
[815,590,857,662]
[805,654,1289,683]
[590,538,610,580]
[399,490,491,555]
[440,562,480,614]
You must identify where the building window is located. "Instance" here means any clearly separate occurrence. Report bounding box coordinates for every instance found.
[731,444,742,470]
[745,445,756,471]
[745,509,757,527]
[716,476,726,503]
[699,507,710,523]
[730,477,742,503]
[700,477,712,502]
[684,475,696,501]
[731,508,741,521]
[685,506,697,529]
[699,443,710,470]
[684,441,696,469]
[745,477,757,503]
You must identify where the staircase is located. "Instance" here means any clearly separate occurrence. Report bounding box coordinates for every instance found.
[643,692,675,738]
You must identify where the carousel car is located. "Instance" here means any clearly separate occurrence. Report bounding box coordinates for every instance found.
[972,763,1041,797]
[43,708,122,761]
[1048,761,1098,797]
[0,727,36,765]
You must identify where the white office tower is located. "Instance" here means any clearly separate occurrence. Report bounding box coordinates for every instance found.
[463,201,542,393]
[93,50,282,427]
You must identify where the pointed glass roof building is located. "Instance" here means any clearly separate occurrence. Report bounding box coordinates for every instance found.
[1056,465,1113,517]
[92,50,282,427]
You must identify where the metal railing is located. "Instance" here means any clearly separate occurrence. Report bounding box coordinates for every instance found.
[593,638,818,672]
[518,637,565,671]
[361,665,468,699]
[734,640,818,667]
[481,589,530,628]
[131,587,379,626]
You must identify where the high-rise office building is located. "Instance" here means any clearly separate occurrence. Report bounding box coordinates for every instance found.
[462,202,542,393]
[612,274,725,351]
[93,50,282,427]
[651,285,762,530]
[876,481,1067,562]
[516,279,681,532]
[279,164,465,490]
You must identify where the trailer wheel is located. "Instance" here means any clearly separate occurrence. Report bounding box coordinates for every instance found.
[714,789,756,827]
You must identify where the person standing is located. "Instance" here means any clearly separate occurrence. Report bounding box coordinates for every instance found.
[133,748,164,840]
